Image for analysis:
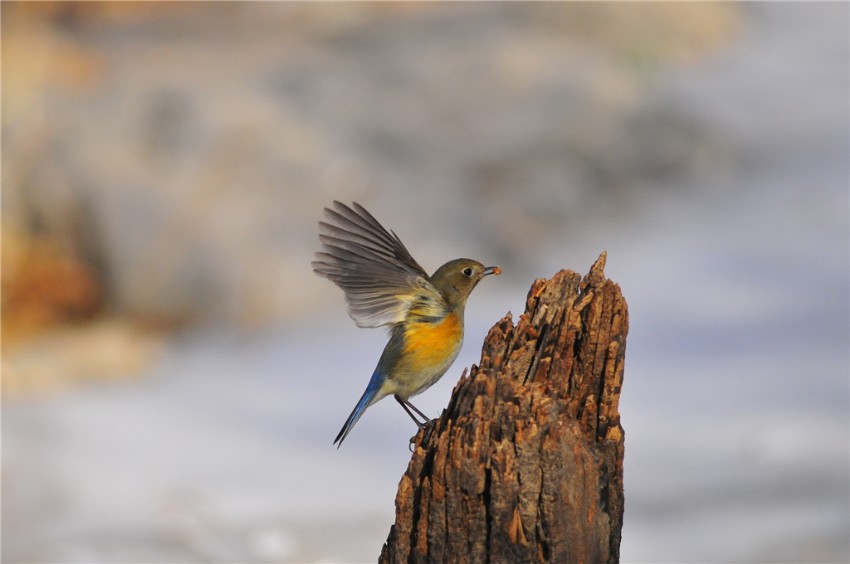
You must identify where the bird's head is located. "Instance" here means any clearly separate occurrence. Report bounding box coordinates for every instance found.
[429,258,501,310]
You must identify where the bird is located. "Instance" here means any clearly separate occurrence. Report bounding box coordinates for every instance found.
[312,201,501,447]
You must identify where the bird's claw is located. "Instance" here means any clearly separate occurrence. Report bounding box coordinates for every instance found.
[409,418,439,451]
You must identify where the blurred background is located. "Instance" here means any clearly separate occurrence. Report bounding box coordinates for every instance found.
[2,2,848,562]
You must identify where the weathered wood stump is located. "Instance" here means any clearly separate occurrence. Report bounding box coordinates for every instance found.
[380,252,628,563]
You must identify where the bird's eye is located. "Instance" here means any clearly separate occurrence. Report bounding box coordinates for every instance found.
[462,267,474,277]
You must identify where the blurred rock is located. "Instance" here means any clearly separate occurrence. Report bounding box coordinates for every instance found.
[2,225,101,343]
[1,3,740,328]
[1,318,164,398]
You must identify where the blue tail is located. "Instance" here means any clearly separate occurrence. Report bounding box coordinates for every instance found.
[334,371,385,448]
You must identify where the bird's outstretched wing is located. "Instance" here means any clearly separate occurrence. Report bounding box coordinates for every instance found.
[312,201,443,328]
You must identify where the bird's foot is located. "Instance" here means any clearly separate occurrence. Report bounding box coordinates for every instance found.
[409,418,439,452]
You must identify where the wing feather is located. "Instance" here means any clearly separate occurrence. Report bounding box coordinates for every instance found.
[312,201,444,328]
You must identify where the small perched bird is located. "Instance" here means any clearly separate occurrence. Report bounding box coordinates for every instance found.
[313,201,501,447]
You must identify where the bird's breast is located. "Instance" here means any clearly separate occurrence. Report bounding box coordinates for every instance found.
[403,312,462,360]
[392,312,463,396]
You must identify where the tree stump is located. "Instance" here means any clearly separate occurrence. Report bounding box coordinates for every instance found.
[380,252,628,563]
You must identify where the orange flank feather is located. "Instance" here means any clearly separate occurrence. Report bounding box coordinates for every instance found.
[402,312,463,371]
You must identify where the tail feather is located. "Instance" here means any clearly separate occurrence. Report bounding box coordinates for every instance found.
[334,372,385,448]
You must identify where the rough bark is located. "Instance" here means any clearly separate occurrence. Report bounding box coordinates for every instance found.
[380,252,628,564]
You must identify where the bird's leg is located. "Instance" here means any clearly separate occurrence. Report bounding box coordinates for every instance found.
[396,396,439,450]
[395,395,429,428]
[404,399,432,424]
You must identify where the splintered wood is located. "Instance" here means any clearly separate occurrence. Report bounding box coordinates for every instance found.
[381,253,628,564]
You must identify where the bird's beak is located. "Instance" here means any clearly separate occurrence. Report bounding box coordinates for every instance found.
[483,266,502,277]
